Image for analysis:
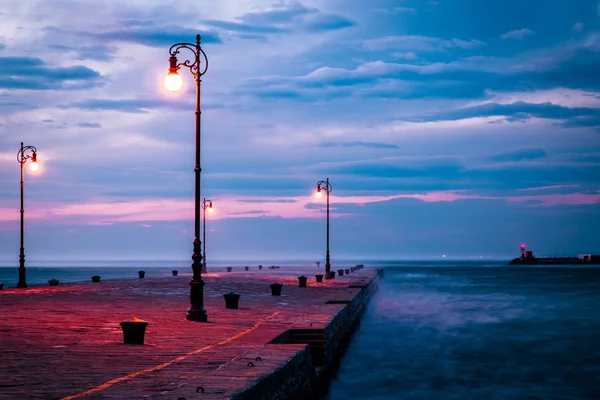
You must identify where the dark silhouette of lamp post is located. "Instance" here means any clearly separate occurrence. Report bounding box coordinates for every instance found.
[165,34,209,322]
[201,198,214,274]
[16,142,40,288]
[315,178,332,279]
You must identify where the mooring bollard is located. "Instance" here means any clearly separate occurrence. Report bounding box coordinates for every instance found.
[227,266,232,272]
[223,291,241,309]
[172,270,178,276]
[328,271,336,279]
[258,265,263,270]
[298,276,308,287]
[0,282,4,290]
[120,317,148,345]
[345,269,350,275]
[48,279,59,287]
[338,269,344,276]
[315,274,323,283]
[245,266,249,271]
[270,283,283,296]
[138,270,145,279]
[91,275,101,283]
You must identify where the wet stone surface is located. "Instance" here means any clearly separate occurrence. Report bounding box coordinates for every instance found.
[0,267,377,399]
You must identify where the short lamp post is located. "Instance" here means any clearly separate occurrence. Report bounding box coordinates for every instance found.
[201,198,214,274]
[165,34,209,322]
[16,142,40,288]
[315,178,332,279]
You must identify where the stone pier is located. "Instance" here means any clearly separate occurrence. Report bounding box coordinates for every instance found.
[0,266,382,399]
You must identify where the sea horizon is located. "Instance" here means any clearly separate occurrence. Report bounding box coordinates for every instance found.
[2,259,598,288]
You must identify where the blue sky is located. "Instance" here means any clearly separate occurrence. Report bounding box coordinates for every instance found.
[1,0,599,262]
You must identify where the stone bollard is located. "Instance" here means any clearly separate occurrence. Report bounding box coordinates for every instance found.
[345,269,350,275]
[245,266,249,271]
[91,275,101,283]
[0,282,4,290]
[258,265,263,270]
[48,279,59,287]
[227,267,232,272]
[120,318,148,345]
[270,283,283,296]
[298,276,308,287]
[315,274,323,283]
[223,292,241,309]
[338,269,344,276]
[138,270,145,279]
[172,270,178,276]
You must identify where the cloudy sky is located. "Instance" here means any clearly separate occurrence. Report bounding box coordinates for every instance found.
[1,0,599,263]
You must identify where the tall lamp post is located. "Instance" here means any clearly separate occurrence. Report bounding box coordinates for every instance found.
[201,198,214,274]
[165,34,209,322]
[315,178,332,279]
[16,142,40,288]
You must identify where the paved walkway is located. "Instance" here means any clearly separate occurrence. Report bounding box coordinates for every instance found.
[0,267,374,399]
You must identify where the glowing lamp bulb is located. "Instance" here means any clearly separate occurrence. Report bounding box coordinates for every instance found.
[164,72,183,92]
[315,190,323,199]
[208,207,214,214]
[520,244,525,249]
[29,160,40,172]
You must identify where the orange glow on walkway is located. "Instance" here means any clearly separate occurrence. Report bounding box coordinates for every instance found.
[60,311,280,400]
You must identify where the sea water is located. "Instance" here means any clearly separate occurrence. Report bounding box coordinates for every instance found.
[327,264,600,400]
[0,261,187,287]
[0,259,326,287]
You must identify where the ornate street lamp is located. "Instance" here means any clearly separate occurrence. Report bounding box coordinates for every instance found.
[315,178,332,279]
[201,198,214,274]
[165,34,209,322]
[16,142,40,288]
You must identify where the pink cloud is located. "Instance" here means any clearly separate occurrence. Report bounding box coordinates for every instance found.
[0,190,598,227]
[1,193,470,224]
[505,192,600,206]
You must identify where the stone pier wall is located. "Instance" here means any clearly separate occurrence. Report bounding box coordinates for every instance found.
[231,268,384,399]
[323,269,382,362]
[230,346,316,400]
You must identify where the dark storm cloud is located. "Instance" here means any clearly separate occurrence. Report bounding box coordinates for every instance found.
[407,101,600,128]
[44,25,222,48]
[0,56,104,90]
[203,2,354,37]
